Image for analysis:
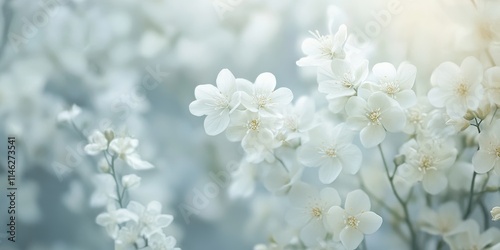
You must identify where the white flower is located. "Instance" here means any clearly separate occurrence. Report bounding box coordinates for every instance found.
[483,66,500,106]
[240,72,293,116]
[345,92,406,148]
[285,182,341,247]
[445,220,500,250]
[296,25,347,67]
[472,120,500,174]
[397,138,457,194]
[115,221,141,248]
[418,202,462,236]
[122,174,141,189]
[362,62,417,108]
[225,110,281,162]
[428,56,484,116]
[57,104,81,123]
[147,232,180,250]
[189,69,240,135]
[109,137,154,170]
[278,96,316,143]
[127,201,174,237]
[96,203,138,239]
[297,124,362,184]
[402,97,432,135]
[317,59,369,113]
[491,207,500,221]
[327,190,382,250]
[84,130,108,155]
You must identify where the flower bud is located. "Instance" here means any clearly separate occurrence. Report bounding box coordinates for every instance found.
[474,102,491,120]
[122,174,141,189]
[104,129,115,142]
[491,206,500,221]
[393,154,405,167]
[98,159,111,173]
[464,110,475,121]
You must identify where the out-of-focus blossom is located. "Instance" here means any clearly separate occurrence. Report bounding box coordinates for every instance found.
[327,190,382,250]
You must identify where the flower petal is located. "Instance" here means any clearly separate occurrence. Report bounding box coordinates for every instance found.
[318,164,342,184]
[423,171,447,195]
[472,150,496,173]
[216,69,236,96]
[254,72,276,93]
[381,106,406,132]
[360,125,386,148]
[340,227,364,250]
[357,211,382,234]
[338,144,362,174]
[345,189,371,215]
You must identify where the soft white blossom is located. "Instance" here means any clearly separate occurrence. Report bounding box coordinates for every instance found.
[317,59,369,113]
[57,104,81,123]
[483,66,500,106]
[397,138,457,194]
[472,120,500,174]
[122,174,141,189]
[147,232,180,250]
[285,182,341,247]
[444,220,500,250]
[491,207,500,221]
[96,203,138,239]
[297,25,347,67]
[345,92,406,148]
[298,124,361,183]
[428,56,484,116]
[240,72,293,116]
[418,202,462,236]
[84,130,109,155]
[109,137,154,170]
[327,190,382,250]
[127,201,174,237]
[361,62,417,108]
[189,69,240,135]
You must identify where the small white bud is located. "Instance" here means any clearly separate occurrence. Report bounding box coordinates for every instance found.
[122,174,141,189]
[491,206,500,221]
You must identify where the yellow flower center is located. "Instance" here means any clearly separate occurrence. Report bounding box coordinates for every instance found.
[456,81,469,97]
[384,81,400,96]
[367,108,382,125]
[345,215,359,229]
[247,119,261,131]
[418,155,437,173]
[311,207,322,218]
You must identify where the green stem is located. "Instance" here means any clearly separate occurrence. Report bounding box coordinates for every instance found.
[378,144,418,250]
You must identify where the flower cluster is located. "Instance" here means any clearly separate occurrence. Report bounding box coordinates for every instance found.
[190,9,500,249]
[79,125,179,250]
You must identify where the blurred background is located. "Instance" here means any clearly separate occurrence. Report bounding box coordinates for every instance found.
[0,0,498,249]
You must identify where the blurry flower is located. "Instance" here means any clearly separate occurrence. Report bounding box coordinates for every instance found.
[397,138,457,194]
[189,69,240,135]
[297,24,347,67]
[84,131,109,155]
[491,207,500,221]
[317,59,368,113]
[147,232,180,250]
[228,160,258,198]
[472,120,500,174]
[262,158,303,195]
[403,97,432,135]
[96,203,138,239]
[418,202,462,236]
[285,182,341,247]
[279,96,316,142]
[240,72,293,116]
[428,56,484,116]
[345,92,406,148]
[364,62,417,108]
[122,174,141,189]
[127,201,174,237]
[110,137,154,170]
[115,222,141,248]
[444,220,500,250]
[483,66,500,106]
[327,190,382,250]
[225,110,281,162]
[57,104,81,123]
[298,124,361,184]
